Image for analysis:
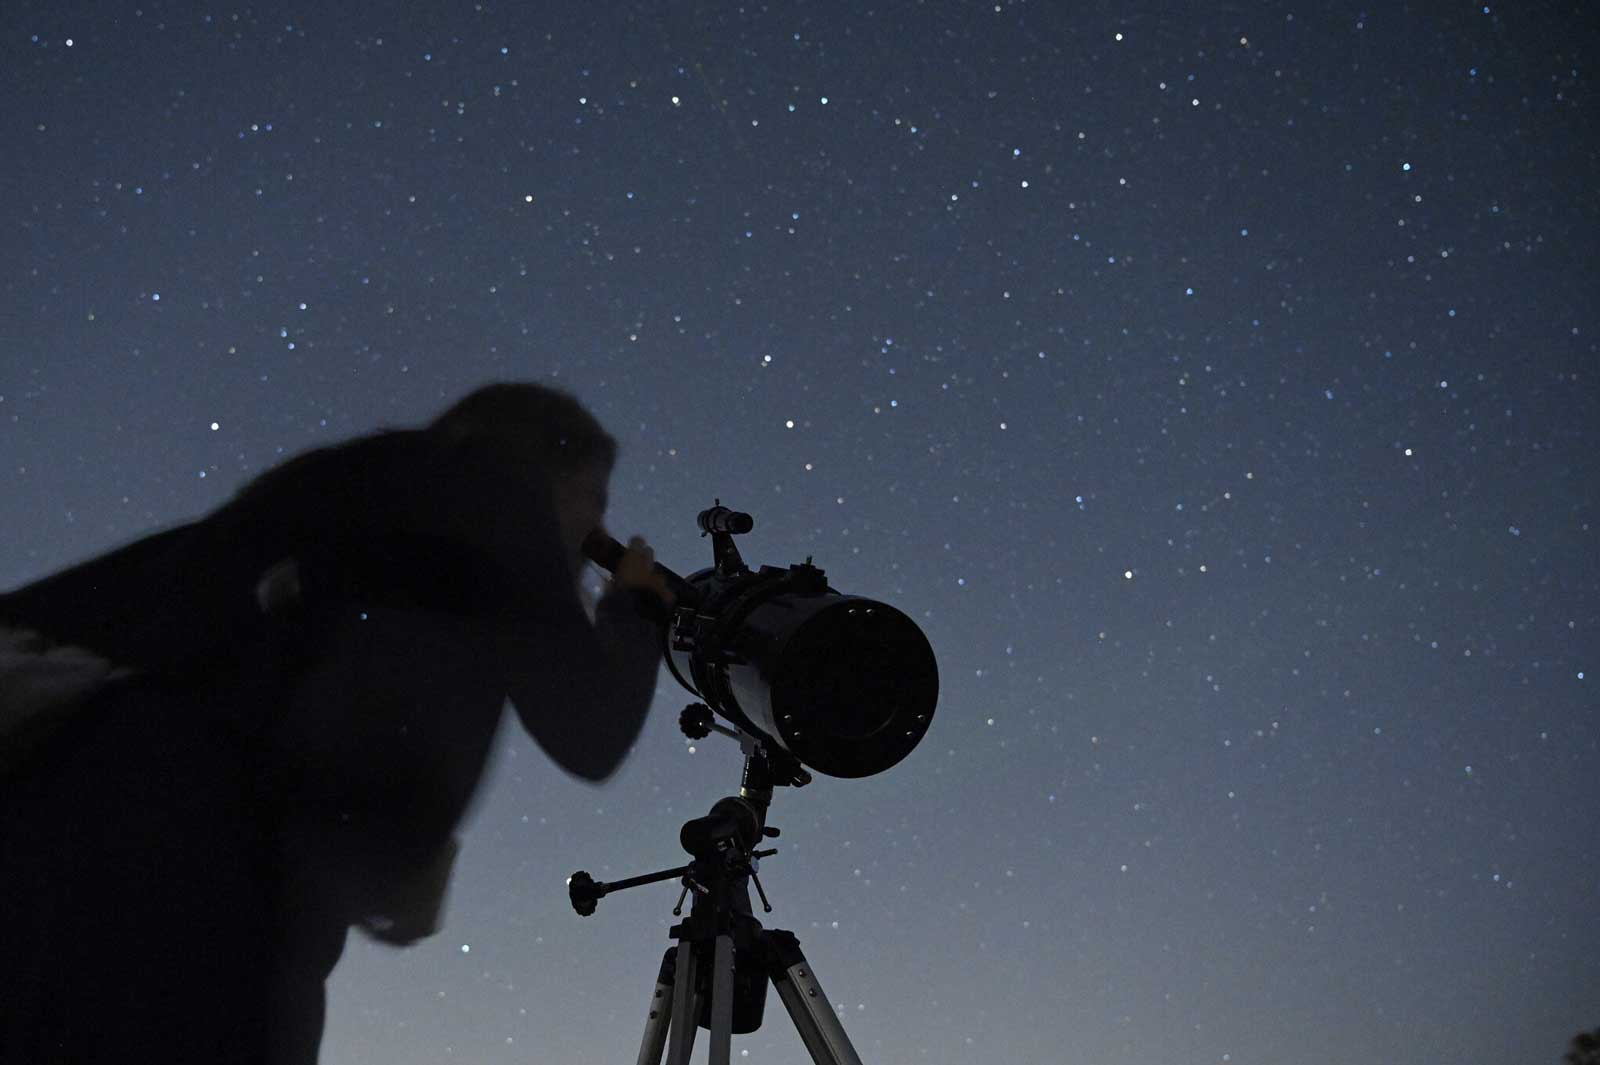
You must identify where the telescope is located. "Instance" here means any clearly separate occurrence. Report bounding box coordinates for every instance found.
[574,503,939,1064]
[582,502,938,780]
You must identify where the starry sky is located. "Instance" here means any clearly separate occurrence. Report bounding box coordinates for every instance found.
[3,2,1596,1062]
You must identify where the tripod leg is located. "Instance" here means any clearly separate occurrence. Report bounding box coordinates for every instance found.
[709,933,736,1065]
[636,948,676,1065]
[764,930,864,1065]
[665,935,700,1065]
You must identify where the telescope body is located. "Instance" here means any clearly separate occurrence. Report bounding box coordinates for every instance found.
[584,520,938,779]
[667,563,937,779]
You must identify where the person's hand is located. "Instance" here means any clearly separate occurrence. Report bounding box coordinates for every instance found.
[612,535,676,610]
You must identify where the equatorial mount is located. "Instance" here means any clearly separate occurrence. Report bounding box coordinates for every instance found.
[564,714,864,1065]
[566,706,793,921]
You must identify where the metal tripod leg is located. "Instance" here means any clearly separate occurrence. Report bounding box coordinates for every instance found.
[663,934,700,1065]
[635,948,676,1065]
[765,930,864,1065]
[640,932,738,1065]
[708,932,735,1065]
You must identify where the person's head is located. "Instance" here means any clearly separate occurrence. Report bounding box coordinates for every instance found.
[429,383,617,578]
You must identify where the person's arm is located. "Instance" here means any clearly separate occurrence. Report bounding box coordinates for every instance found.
[204,429,669,780]
[499,583,668,782]
[4,426,667,779]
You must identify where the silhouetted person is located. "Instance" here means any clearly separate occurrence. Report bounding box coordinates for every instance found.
[0,383,676,1063]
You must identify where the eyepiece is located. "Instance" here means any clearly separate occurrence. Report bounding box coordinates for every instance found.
[697,506,754,535]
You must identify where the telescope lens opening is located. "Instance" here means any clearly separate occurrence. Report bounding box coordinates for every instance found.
[767,600,938,778]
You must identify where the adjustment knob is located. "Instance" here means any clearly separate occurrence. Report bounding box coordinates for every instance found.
[567,870,599,916]
[679,703,714,740]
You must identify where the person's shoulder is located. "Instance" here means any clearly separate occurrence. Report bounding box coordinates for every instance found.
[229,427,439,503]
[228,425,559,522]
[284,425,438,468]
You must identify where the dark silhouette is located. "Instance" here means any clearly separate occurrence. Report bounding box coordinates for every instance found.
[1568,1028,1600,1065]
[0,383,676,1063]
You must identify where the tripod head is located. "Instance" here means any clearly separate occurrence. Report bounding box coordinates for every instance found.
[566,715,792,920]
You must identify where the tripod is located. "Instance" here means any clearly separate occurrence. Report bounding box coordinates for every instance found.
[567,707,865,1065]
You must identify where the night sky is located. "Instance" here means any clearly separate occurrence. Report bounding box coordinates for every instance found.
[3,2,1596,1063]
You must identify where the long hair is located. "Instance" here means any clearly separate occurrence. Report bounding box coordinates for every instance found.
[427,382,618,479]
